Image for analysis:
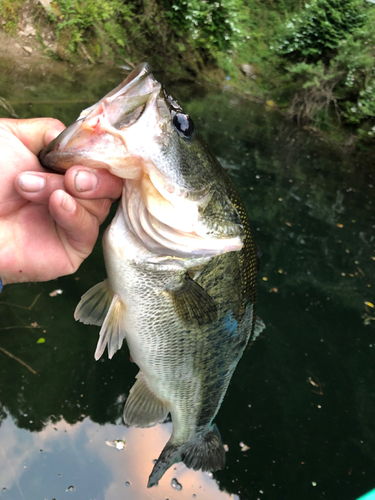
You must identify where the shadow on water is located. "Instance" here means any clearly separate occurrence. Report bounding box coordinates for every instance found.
[0,58,374,500]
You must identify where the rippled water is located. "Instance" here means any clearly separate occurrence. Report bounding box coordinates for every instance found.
[0,59,374,500]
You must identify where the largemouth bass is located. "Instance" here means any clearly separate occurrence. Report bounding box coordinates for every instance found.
[39,63,264,487]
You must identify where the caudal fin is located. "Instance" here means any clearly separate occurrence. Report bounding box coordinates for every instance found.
[147,424,225,488]
[181,424,225,471]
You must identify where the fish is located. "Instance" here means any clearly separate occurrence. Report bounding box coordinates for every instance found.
[39,63,264,487]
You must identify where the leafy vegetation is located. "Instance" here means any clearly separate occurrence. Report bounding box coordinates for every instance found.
[275,0,365,62]
[162,0,244,53]
[1,0,375,143]
[46,0,137,59]
[274,1,375,138]
[0,0,22,33]
[43,0,247,72]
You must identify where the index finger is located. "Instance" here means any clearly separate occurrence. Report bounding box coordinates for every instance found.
[0,118,66,155]
[64,167,123,202]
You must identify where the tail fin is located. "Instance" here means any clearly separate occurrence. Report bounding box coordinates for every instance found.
[147,424,225,488]
[181,424,225,472]
[147,442,181,488]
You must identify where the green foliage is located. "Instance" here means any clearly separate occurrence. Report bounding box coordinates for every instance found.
[47,0,249,75]
[276,0,365,62]
[334,9,375,127]
[51,0,136,54]
[286,61,338,89]
[13,0,374,142]
[162,0,243,53]
[284,61,341,125]
[342,81,375,125]
[0,0,23,33]
[271,1,375,134]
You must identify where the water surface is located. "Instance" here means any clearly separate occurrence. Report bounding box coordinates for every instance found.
[0,59,374,500]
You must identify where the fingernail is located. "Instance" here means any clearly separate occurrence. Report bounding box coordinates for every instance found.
[60,192,76,213]
[18,173,45,192]
[75,170,98,192]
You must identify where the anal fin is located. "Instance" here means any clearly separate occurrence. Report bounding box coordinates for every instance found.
[74,279,113,326]
[94,293,126,360]
[123,372,169,428]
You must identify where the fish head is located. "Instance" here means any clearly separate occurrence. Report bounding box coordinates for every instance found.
[40,63,244,257]
[39,63,158,177]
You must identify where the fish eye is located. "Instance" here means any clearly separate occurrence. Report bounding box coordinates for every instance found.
[172,113,195,139]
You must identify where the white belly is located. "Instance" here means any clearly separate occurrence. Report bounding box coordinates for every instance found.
[102,204,182,387]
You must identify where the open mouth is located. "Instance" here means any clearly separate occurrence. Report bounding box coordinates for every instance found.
[39,63,158,174]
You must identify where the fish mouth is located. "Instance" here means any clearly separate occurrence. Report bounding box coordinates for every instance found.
[39,63,159,175]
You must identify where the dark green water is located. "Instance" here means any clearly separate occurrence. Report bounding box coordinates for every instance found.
[0,60,374,500]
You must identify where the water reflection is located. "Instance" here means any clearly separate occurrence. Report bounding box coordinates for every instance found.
[0,416,238,500]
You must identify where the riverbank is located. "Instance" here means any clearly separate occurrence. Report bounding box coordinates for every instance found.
[1,0,375,151]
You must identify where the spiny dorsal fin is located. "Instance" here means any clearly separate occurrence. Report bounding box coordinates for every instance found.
[165,274,217,326]
[123,372,169,428]
[74,279,113,326]
[94,293,126,360]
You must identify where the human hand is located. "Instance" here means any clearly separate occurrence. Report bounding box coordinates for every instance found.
[0,118,122,286]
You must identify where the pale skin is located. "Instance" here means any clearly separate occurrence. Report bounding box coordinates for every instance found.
[0,117,123,286]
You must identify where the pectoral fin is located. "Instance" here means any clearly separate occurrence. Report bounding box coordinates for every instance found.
[74,279,113,326]
[74,280,126,360]
[165,274,217,326]
[94,293,126,360]
[123,372,169,428]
